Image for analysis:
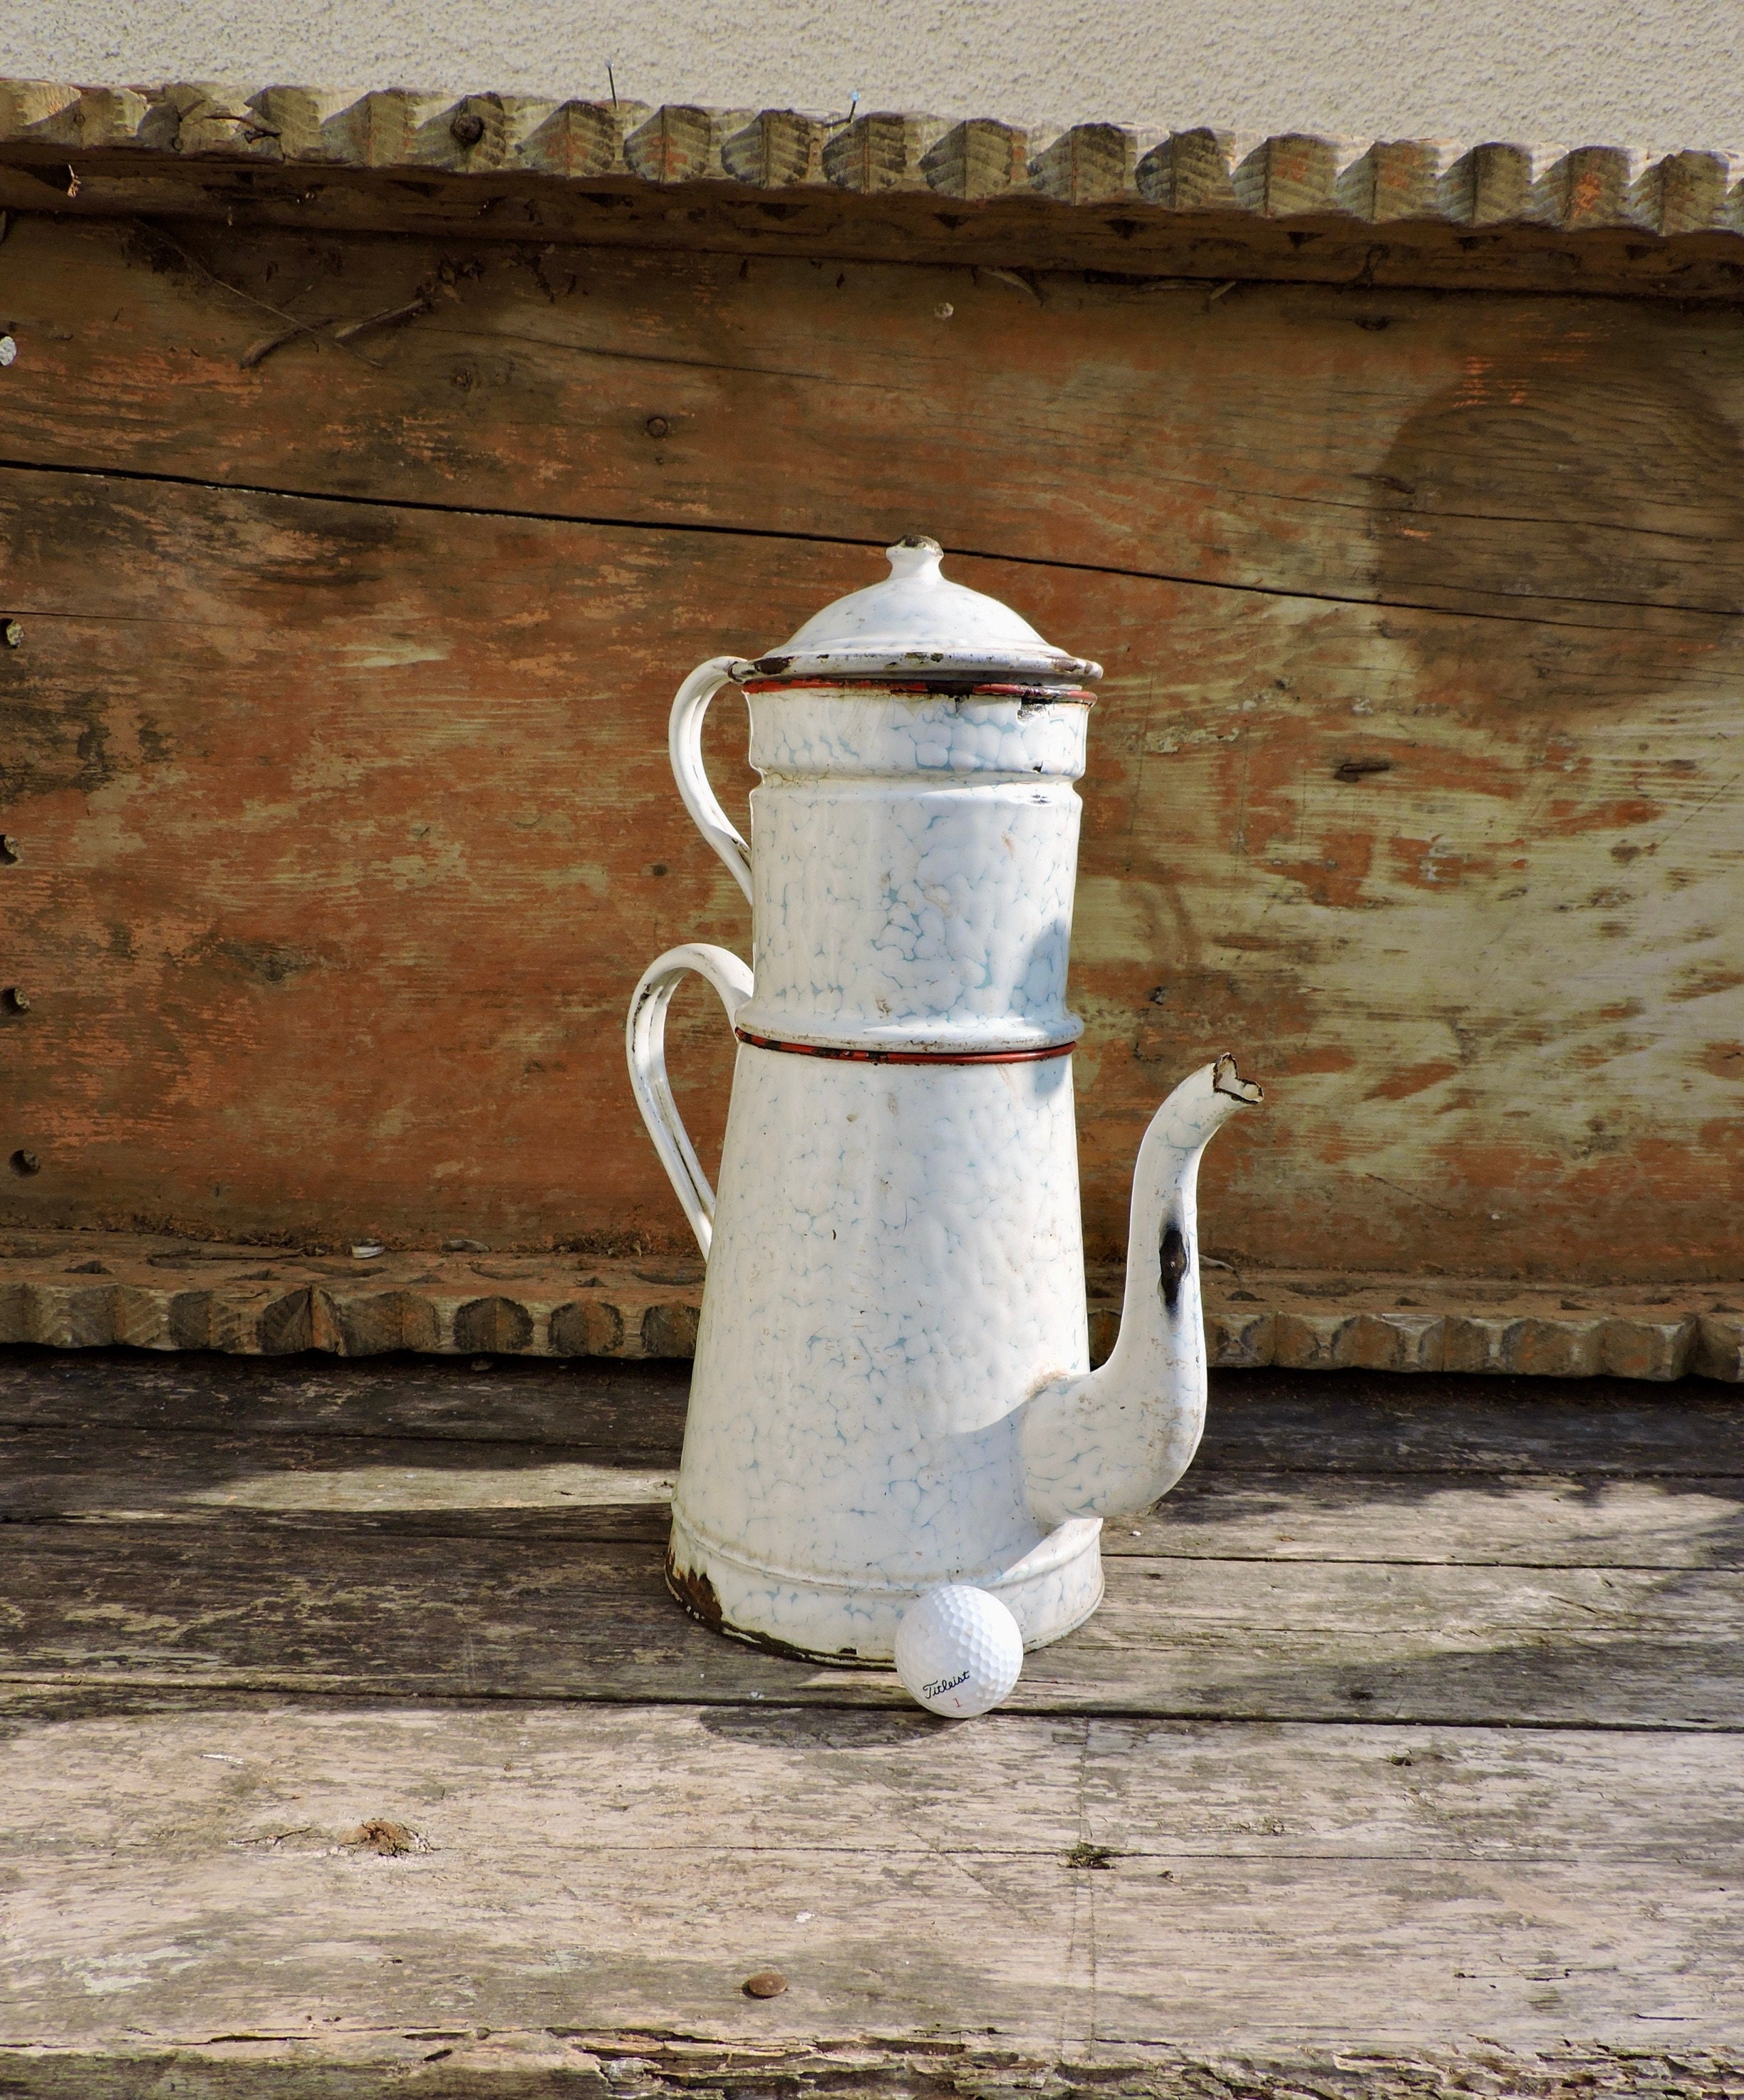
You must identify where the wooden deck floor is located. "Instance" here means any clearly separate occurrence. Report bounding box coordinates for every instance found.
[1,1348,1740,2098]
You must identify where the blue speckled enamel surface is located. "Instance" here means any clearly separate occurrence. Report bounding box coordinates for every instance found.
[630,663,1257,1663]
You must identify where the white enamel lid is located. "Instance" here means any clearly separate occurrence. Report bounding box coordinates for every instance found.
[737,537,1102,685]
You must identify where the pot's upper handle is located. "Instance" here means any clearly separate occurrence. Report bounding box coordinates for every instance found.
[670,656,754,905]
[626,942,754,1259]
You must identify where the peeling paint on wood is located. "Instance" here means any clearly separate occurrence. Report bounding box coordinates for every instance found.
[0,216,1740,1299]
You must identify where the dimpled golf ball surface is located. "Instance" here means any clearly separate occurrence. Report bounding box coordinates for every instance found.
[895,1585,1024,1717]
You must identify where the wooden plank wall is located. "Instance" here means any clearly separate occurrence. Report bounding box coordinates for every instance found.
[1,211,1741,1279]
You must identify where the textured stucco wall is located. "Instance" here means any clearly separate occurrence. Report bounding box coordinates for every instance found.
[1,0,1740,155]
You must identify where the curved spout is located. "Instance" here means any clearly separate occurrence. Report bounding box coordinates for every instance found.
[1020,1054,1263,1526]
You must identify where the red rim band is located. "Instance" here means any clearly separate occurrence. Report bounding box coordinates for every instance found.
[739,679,1096,701]
[735,1028,1076,1066]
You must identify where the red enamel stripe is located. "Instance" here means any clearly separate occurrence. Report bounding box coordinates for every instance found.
[739,679,1096,701]
[735,1029,1076,1066]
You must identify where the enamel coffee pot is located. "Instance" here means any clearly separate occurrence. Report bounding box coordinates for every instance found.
[628,539,1261,1662]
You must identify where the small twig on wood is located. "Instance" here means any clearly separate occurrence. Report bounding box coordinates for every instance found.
[142,222,380,368]
[981,266,1041,303]
[1206,279,1240,305]
[331,296,432,345]
[240,322,327,370]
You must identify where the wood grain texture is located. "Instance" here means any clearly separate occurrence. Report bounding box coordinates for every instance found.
[1,1353,1740,2086]
[1,463,1741,1274]
[2,1351,1740,1727]
[4,79,1744,299]
[4,2042,1741,2100]
[6,1349,1741,1468]
[5,1425,1741,1568]
[5,215,1744,612]
[3,1343,1744,2083]
[1,217,1741,1287]
[11,1523,1740,1722]
[3,1706,1741,2066]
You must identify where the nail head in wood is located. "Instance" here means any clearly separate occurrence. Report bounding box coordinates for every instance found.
[742,1968,788,1998]
[1334,756,1394,781]
[450,108,485,147]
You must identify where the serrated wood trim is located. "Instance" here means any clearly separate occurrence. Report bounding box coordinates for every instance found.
[823,111,948,193]
[920,118,1030,200]
[0,79,150,148]
[1028,122,1136,205]
[1336,139,1447,223]
[1136,129,1240,210]
[1634,147,1735,234]
[160,80,284,160]
[720,109,827,187]
[405,93,518,173]
[0,1234,1734,1378]
[318,89,444,169]
[1232,132,1343,217]
[514,98,643,179]
[245,86,341,162]
[624,103,747,184]
[0,78,1739,249]
[1440,141,1537,225]
[1536,144,1649,230]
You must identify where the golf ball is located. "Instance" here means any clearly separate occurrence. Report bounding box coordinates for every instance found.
[894,1584,1024,1717]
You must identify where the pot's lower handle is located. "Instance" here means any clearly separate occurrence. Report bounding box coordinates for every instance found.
[626,943,754,1259]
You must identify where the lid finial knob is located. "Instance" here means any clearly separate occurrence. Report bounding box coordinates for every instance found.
[886,536,944,582]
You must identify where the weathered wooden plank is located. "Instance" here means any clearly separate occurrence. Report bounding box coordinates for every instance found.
[0,1426,676,1533]
[11,1700,1741,1864]
[2,1349,1738,2089]
[1142,1472,1744,1567]
[3,1351,1740,1475]
[1199,1376,1744,1477]
[3,215,1744,616]
[0,1346,695,1449]
[3,464,1740,1279]
[6,2040,1741,2100]
[3,1523,1740,1723]
[1,1704,1739,2067]
[5,88,1744,301]
[5,79,1737,249]
[5,1427,1741,1570]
